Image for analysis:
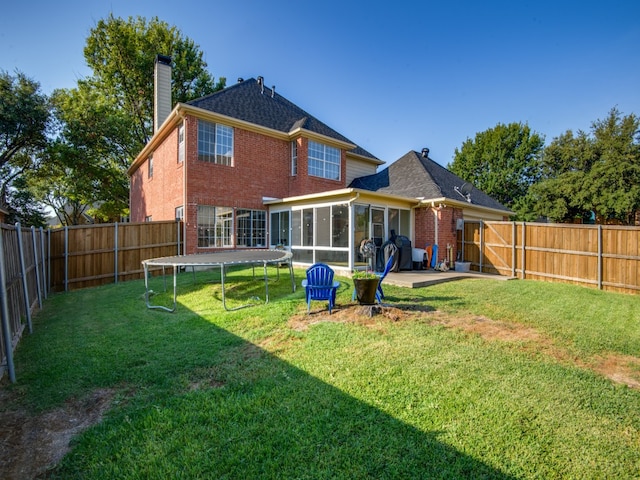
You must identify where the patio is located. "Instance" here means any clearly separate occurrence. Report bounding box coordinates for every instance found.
[384,269,514,289]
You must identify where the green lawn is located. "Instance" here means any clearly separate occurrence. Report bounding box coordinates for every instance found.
[4,267,640,479]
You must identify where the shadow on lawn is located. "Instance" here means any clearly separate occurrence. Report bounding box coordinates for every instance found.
[45,301,515,478]
[6,270,515,478]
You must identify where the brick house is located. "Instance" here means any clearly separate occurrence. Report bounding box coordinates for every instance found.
[128,57,510,272]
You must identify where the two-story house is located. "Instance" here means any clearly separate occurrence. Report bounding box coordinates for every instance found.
[128,56,510,272]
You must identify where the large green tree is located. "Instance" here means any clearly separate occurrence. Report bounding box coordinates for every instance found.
[528,108,640,224]
[33,15,226,224]
[448,122,545,218]
[0,71,51,198]
[84,14,225,150]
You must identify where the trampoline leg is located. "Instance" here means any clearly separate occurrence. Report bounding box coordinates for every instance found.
[264,262,269,304]
[144,264,178,312]
[288,260,296,292]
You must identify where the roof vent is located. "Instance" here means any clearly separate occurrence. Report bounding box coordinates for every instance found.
[257,76,264,94]
[421,148,430,158]
[237,77,244,83]
[271,85,275,98]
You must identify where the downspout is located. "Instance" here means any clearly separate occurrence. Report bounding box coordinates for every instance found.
[178,110,187,255]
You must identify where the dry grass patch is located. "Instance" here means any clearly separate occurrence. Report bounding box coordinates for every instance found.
[289,303,640,390]
[0,387,115,479]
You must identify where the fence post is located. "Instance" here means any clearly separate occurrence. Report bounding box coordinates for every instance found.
[521,222,527,280]
[47,229,51,295]
[0,226,16,383]
[64,226,69,292]
[511,222,517,277]
[15,223,33,334]
[461,221,466,262]
[114,222,119,284]
[177,220,181,256]
[479,220,484,273]
[40,227,47,299]
[597,225,603,290]
[31,226,43,309]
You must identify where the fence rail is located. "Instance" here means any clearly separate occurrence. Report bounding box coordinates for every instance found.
[459,221,640,294]
[0,220,182,383]
[0,224,48,383]
[49,221,182,291]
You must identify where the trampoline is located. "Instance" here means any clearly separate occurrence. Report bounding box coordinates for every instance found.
[142,249,295,312]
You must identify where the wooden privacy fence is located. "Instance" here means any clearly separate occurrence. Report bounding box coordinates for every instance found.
[1,220,182,382]
[459,221,640,294]
[49,220,183,291]
[0,223,48,383]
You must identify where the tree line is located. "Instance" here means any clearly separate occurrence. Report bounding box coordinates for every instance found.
[0,15,224,227]
[448,110,640,224]
[2,15,639,226]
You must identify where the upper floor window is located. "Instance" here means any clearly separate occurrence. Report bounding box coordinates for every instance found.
[291,141,297,176]
[308,140,340,180]
[198,120,233,165]
[148,156,153,178]
[178,124,185,163]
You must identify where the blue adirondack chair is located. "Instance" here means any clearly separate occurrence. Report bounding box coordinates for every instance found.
[302,263,340,314]
[352,254,395,303]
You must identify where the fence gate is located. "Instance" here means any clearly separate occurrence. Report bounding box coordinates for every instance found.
[459,221,515,276]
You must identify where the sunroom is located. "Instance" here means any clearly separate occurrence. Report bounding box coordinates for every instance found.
[265,188,414,274]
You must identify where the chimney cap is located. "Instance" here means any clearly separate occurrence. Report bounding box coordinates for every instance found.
[421,148,430,157]
[155,54,172,65]
[237,77,244,83]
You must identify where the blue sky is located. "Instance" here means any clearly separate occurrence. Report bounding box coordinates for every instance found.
[2,0,639,167]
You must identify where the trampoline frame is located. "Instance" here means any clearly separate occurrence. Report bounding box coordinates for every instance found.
[142,250,295,312]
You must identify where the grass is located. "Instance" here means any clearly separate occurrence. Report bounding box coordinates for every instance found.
[4,266,640,478]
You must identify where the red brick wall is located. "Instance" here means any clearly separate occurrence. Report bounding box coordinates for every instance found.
[289,137,347,197]
[132,114,351,253]
[414,206,463,263]
[437,206,463,263]
[414,208,435,250]
[130,127,184,223]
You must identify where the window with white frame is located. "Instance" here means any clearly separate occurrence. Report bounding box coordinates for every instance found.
[198,120,233,165]
[236,209,266,247]
[308,140,340,180]
[197,205,233,247]
[178,124,185,163]
[291,141,297,176]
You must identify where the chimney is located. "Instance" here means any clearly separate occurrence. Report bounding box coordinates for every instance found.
[257,76,264,94]
[271,85,276,98]
[421,148,430,158]
[154,54,172,133]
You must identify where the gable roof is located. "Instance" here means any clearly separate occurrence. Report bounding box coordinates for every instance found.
[188,78,379,161]
[349,150,511,212]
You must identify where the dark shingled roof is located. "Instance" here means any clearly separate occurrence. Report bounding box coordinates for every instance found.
[349,150,510,212]
[188,78,379,160]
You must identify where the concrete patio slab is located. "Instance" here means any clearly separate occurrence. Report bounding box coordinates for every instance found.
[384,269,515,288]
